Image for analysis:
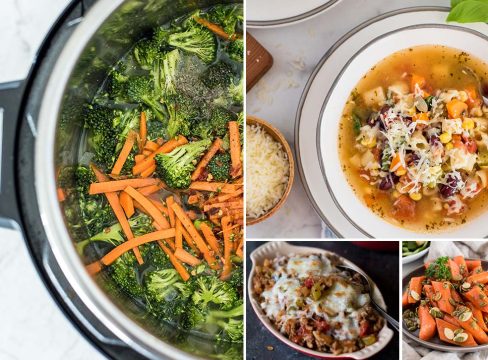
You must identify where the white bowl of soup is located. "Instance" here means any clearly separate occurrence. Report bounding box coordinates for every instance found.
[319,26,488,237]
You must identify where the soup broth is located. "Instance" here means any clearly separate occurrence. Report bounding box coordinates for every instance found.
[339,45,488,232]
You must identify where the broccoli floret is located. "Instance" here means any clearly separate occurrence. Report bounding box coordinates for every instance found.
[207,152,231,181]
[202,62,234,89]
[133,38,160,70]
[106,68,129,102]
[190,120,213,139]
[108,251,144,299]
[206,4,243,37]
[166,103,192,139]
[227,39,243,63]
[210,107,236,137]
[207,304,244,342]
[155,139,211,189]
[125,76,167,120]
[152,49,181,98]
[228,265,243,293]
[168,25,216,64]
[229,75,243,105]
[146,269,182,301]
[113,108,141,153]
[192,276,239,309]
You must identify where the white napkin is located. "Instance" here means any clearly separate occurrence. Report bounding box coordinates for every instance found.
[403,241,488,360]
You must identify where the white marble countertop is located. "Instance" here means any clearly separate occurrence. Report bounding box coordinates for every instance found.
[0,1,105,359]
[246,0,449,239]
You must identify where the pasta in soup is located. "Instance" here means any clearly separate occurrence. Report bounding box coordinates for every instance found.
[339,45,488,232]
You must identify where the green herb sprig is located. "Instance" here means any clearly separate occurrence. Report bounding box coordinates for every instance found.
[447,0,488,23]
[425,256,452,280]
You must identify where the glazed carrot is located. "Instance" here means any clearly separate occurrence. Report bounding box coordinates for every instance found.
[220,216,232,281]
[111,131,136,176]
[139,111,147,152]
[432,281,455,314]
[408,276,425,304]
[410,73,426,92]
[402,290,409,307]
[207,189,243,204]
[470,266,484,276]
[467,271,488,284]
[135,154,145,164]
[171,202,219,270]
[454,309,488,344]
[174,247,201,266]
[89,178,158,195]
[189,182,242,194]
[466,302,488,332]
[193,16,239,41]
[466,85,482,109]
[91,164,142,264]
[443,314,460,327]
[138,183,163,196]
[123,186,170,229]
[86,229,175,275]
[143,149,152,156]
[464,285,488,312]
[446,99,468,119]
[158,241,190,281]
[228,121,242,178]
[188,194,201,205]
[186,209,198,220]
[424,285,438,307]
[140,163,156,178]
[57,188,66,202]
[149,199,169,216]
[181,226,200,255]
[200,222,222,257]
[175,219,183,249]
[436,318,478,347]
[453,256,468,277]
[203,199,243,212]
[466,260,482,271]
[144,141,159,151]
[152,221,162,230]
[166,196,176,227]
[450,286,462,304]
[449,259,463,281]
[191,138,222,181]
[119,191,135,218]
[133,136,188,175]
[418,304,436,341]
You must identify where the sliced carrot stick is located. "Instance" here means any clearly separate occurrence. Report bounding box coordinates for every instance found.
[158,241,190,281]
[443,314,459,327]
[419,304,436,341]
[152,221,162,230]
[166,196,176,227]
[124,186,170,230]
[206,189,243,204]
[171,202,219,270]
[432,281,455,314]
[91,164,143,264]
[189,182,242,194]
[191,138,222,181]
[203,200,243,212]
[138,183,163,196]
[220,216,232,280]
[139,111,147,152]
[111,131,136,176]
[402,290,409,307]
[144,141,159,151]
[466,260,482,271]
[188,194,201,205]
[57,188,66,202]
[408,276,425,304]
[175,219,183,249]
[89,178,159,195]
[140,163,156,178]
[119,191,135,218]
[467,302,488,332]
[149,199,169,216]
[200,222,222,257]
[454,307,488,344]
[436,318,477,347]
[228,121,242,178]
[86,229,175,275]
[181,226,199,254]
[468,271,488,284]
[135,154,146,164]
[471,265,483,276]
[450,286,462,304]
[143,149,152,156]
[464,285,488,312]
[235,239,243,258]
[193,16,239,41]
[454,256,468,276]
[449,259,463,281]
[133,136,188,175]
[174,247,201,266]
[423,284,437,307]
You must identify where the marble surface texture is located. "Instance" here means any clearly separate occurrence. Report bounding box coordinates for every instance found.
[246,0,449,239]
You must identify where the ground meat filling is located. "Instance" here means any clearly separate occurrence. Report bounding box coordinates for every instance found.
[252,254,384,355]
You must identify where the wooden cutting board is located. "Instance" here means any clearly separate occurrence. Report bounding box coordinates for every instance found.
[246,32,273,91]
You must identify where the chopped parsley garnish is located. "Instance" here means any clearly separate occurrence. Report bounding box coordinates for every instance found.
[425,256,451,280]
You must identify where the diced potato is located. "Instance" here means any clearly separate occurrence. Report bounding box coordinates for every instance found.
[431,63,450,79]
[362,86,386,108]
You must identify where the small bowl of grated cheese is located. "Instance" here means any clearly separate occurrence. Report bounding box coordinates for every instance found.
[246,116,294,225]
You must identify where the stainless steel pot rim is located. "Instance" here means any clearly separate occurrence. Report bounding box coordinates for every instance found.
[35,1,209,359]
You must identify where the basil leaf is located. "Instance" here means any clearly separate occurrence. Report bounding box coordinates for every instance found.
[451,0,467,8]
[447,0,488,23]
[352,113,362,136]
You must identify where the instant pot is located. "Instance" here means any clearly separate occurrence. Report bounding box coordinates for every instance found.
[0,0,239,359]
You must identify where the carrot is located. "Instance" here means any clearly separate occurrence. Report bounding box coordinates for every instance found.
[143,149,152,156]
[119,191,135,218]
[443,314,460,327]
[166,196,176,227]
[140,163,156,178]
[188,194,201,205]
[410,74,426,92]
[133,136,188,175]
[408,276,425,304]
[171,202,219,270]
[174,247,201,266]
[111,131,136,176]
[181,226,200,255]
[418,304,436,341]
[135,154,146,164]
[470,266,484,276]
[144,141,159,151]
[454,307,488,344]
[149,199,170,216]
[432,281,455,314]
[468,271,488,284]
[228,121,242,178]
[220,216,232,281]
[152,221,162,230]
[424,285,437,307]
[454,256,468,277]
[203,200,243,212]
[402,290,409,307]
[235,239,243,258]
[466,260,482,271]
[464,285,488,312]
[139,111,147,152]
[451,286,463,304]
[57,188,66,202]
[193,16,239,41]
[446,99,468,119]
[86,229,176,275]
[124,186,170,229]
[467,302,488,332]
[449,259,463,281]
[207,189,243,204]
[89,178,158,195]
[175,219,183,248]
[200,223,222,257]
[466,85,482,109]
[91,164,143,265]
[436,318,478,347]
[189,182,242,194]
[191,138,222,181]
[158,241,190,281]
[138,183,163,196]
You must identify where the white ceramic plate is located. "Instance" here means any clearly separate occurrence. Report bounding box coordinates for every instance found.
[295,7,488,238]
[247,0,341,28]
[401,245,430,265]
[248,242,394,359]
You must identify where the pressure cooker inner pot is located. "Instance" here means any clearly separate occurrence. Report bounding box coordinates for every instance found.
[51,0,241,358]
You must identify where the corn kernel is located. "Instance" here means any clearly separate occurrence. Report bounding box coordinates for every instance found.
[395,167,407,176]
[361,137,376,148]
[439,132,452,144]
[445,142,454,151]
[462,118,475,130]
[409,192,422,201]
[392,190,401,198]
